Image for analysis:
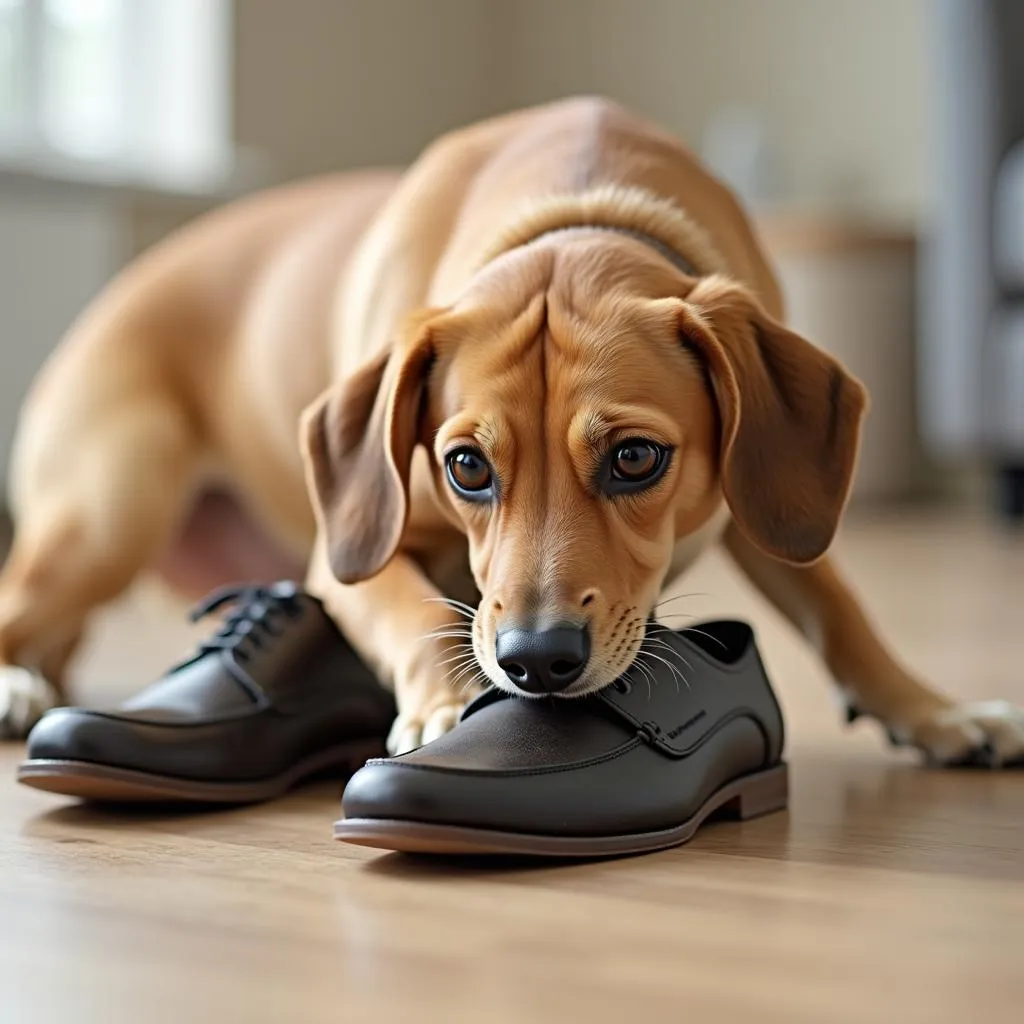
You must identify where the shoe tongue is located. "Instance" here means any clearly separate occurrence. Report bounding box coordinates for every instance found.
[119,656,259,720]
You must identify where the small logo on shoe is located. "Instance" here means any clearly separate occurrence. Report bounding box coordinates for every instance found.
[666,709,707,740]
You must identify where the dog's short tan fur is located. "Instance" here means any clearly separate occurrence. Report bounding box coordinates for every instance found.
[2,98,1022,761]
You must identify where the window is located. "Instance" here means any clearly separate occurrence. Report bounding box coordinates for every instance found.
[0,0,231,190]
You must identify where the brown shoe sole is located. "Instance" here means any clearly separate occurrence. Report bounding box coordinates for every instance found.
[17,739,385,804]
[334,762,788,857]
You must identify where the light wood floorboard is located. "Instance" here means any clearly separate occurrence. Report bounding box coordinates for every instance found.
[2,509,1022,1023]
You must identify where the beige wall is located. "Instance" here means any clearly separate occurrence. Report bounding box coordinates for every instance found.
[233,0,931,214]
[498,0,931,219]
[131,0,505,250]
[234,0,502,178]
[131,0,932,250]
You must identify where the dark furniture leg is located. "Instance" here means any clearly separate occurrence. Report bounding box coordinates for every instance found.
[996,464,1024,521]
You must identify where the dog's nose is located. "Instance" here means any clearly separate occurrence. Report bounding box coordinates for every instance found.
[495,624,590,694]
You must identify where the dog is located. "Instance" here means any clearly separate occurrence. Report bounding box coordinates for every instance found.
[2,97,1022,763]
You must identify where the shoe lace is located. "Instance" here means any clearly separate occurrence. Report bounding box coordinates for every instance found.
[186,581,305,664]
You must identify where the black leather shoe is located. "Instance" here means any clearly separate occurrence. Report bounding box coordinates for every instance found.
[17,582,395,803]
[336,620,786,857]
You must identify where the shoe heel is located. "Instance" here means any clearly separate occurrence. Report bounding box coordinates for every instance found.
[720,763,788,820]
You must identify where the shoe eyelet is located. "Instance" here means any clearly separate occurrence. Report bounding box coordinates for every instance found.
[613,678,633,695]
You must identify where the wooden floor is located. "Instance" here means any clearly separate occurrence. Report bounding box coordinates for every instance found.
[2,509,1023,1024]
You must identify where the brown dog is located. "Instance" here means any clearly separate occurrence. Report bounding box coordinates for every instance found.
[2,98,1021,762]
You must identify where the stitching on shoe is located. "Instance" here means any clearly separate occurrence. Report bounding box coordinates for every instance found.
[364,736,643,777]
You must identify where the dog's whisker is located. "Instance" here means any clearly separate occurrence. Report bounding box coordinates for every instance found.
[447,653,475,675]
[440,596,481,615]
[437,650,477,669]
[643,629,685,643]
[645,623,700,643]
[458,669,488,695]
[420,623,475,635]
[641,636,694,672]
[436,655,475,671]
[640,663,655,701]
[442,604,479,623]
[640,648,690,691]
[438,646,477,663]
[417,636,473,648]
[646,622,730,652]
[456,663,487,696]
[649,614,703,631]
[637,653,677,694]
[432,607,475,622]
[436,642,475,656]
[446,670,476,691]
[630,657,656,700]
[448,670,480,692]
[634,654,660,695]
[448,660,485,687]
[676,626,729,650]
[422,596,478,620]
[422,594,478,610]
[651,592,712,611]
[650,613,700,627]
[415,629,474,644]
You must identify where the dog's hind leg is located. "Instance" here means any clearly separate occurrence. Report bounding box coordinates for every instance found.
[0,383,200,738]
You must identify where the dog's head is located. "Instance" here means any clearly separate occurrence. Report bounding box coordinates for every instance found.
[303,235,866,697]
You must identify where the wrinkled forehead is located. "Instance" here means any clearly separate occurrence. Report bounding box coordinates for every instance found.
[433,290,694,430]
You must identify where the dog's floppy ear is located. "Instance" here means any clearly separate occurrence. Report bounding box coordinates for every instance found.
[678,276,867,564]
[301,310,440,584]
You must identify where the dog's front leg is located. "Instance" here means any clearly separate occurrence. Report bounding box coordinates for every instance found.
[307,536,482,754]
[723,523,1024,766]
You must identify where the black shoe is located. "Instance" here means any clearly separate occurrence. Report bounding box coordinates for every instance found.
[17,582,395,803]
[335,620,786,857]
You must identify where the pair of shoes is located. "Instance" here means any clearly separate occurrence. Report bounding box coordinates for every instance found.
[18,583,788,859]
[17,582,395,803]
[336,619,787,857]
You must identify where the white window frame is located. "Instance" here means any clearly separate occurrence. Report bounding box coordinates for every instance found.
[0,0,233,193]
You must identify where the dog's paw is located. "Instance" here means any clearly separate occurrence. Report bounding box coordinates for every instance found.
[884,700,1024,768]
[0,666,60,740]
[386,696,477,756]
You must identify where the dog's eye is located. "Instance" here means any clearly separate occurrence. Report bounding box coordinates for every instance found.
[612,442,661,480]
[604,439,672,494]
[446,447,493,498]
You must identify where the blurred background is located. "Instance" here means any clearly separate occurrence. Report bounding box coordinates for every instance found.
[5,12,1023,1016]
[1,0,1021,521]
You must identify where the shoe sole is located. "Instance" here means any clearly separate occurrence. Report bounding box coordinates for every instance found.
[334,762,788,857]
[16,739,386,804]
